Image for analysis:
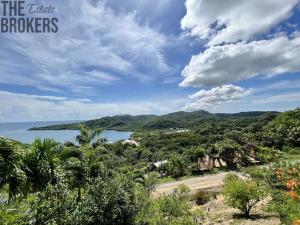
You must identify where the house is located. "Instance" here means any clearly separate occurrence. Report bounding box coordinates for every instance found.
[149,160,168,171]
[122,139,140,146]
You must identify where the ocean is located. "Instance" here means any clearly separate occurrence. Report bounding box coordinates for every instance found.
[0,121,132,144]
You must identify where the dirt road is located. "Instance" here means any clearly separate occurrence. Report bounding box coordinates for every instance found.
[153,172,244,197]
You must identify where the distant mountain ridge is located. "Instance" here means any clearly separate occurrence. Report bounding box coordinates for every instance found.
[29,110,279,131]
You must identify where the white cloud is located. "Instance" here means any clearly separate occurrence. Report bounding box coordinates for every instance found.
[262,79,300,91]
[181,0,300,46]
[184,85,251,111]
[0,0,171,94]
[253,91,300,104]
[180,35,300,87]
[0,91,185,122]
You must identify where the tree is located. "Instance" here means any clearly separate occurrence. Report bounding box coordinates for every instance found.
[75,124,103,146]
[0,138,26,203]
[263,108,300,148]
[266,162,300,224]
[256,146,280,163]
[215,139,241,168]
[168,154,189,178]
[60,147,86,203]
[23,138,59,193]
[73,176,140,225]
[67,124,104,202]
[184,146,206,164]
[133,172,159,194]
[223,173,267,217]
[136,185,203,225]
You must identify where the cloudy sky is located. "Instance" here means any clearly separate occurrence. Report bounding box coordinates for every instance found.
[0,0,300,122]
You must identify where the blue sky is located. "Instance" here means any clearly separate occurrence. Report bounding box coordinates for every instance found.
[0,0,300,122]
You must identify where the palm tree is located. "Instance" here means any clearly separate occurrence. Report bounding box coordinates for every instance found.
[62,125,104,203]
[23,138,58,193]
[75,124,103,146]
[133,171,159,194]
[60,147,86,203]
[0,137,26,203]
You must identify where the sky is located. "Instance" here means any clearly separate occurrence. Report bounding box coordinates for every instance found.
[0,0,300,122]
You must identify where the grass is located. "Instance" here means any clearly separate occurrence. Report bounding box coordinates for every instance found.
[282,147,300,162]
[157,176,175,184]
[157,175,194,184]
[284,154,300,162]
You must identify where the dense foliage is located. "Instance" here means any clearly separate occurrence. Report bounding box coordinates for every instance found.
[1,108,300,224]
[247,162,300,224]
[30,110,277,131]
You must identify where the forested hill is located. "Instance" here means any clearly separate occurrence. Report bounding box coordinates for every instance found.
[29,110,279,131]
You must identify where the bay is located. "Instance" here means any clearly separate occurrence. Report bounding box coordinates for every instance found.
[0,121,132,144]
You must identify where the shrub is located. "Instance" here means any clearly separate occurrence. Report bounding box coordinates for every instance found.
[168,155,189,178]
[223,173,267,217]
[256,146,281,163]
[266,163,300,224]
[192,190,211,205]
[244,167,271,181]
[215,139,241,168]
[268,190,300,224]
[136,185,204,225]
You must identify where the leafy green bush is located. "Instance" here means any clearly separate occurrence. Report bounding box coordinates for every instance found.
[0,200,30,225]
[268,190,300,224]
[0,138,27,204]
[29,176,142,225]
[192,190,212,205]
[215,139,241,168]
[223,173,267,217]
[243,167,270,181]
[263,108,300,148]
[168,154,190,178]
[265,162,300,224]
[136,185,204,225]
[256,146,280,163]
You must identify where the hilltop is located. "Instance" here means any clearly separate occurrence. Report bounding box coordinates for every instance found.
[29,110,278,131]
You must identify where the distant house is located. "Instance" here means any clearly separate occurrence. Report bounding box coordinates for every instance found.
[121,139,140,146]
[165,128,189,134]
[149,160,168,171]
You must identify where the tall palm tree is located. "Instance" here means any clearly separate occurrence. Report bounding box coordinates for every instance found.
[75,124,103,146]
[0,137,26,203]
[63,125,104,203]
[23,138,58,193]
[60,147,86,203]
[133,171,159,194]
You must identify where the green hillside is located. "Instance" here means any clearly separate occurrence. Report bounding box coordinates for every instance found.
[29,110,278,131]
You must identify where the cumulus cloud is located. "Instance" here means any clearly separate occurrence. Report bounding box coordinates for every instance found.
[180,35,300,87]
[0,91,185,122]
[184,85,251,111]
[181,0,300,46]
[0,0,171,94]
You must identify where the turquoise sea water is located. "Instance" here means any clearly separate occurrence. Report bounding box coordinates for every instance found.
[0,121,132,144]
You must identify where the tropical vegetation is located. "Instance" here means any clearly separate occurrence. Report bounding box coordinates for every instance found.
[0,108,299,224]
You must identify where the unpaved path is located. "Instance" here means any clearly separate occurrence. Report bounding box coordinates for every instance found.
[153,172,244,197]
